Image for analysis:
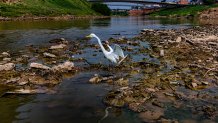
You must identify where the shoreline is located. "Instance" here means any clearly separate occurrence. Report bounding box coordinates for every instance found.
[0,15,110,21]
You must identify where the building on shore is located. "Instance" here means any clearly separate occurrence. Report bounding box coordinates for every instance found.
[178,0,189,4]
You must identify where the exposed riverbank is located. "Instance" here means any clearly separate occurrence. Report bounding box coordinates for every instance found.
[103,25,218,122]
[0,23,217,122]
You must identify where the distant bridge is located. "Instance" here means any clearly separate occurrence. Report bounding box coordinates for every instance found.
[88,0,187,6]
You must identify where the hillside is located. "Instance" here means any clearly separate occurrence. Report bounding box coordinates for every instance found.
[150,4,218,17]
[0,0,97,17]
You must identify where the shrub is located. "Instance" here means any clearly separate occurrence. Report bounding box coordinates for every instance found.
[91,3,111,16]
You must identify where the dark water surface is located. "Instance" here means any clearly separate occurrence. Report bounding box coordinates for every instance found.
[0,16,198,123]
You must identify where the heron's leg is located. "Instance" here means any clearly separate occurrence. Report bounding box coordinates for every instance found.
[107,60,111,71]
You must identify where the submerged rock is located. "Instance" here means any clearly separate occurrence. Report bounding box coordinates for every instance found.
[104,90,126,107]
[0,63,15,71]
[139,108,164,122]
[30,62,51,70]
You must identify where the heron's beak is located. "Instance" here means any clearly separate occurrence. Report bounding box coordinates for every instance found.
[86,34,92,38]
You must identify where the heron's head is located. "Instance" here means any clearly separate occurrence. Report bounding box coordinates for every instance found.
[86,33,96,38]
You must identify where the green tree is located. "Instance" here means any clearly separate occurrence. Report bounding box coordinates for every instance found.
[203,0,216,5]
[91,3,111,16]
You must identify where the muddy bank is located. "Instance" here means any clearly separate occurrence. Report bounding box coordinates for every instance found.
[0,15,109,21]
[200,7,218,19]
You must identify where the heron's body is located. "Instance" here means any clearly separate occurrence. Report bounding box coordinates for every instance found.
[87,33,127,65]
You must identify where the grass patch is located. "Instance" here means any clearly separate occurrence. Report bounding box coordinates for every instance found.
[150,4,218,17]
[0,0,97,17]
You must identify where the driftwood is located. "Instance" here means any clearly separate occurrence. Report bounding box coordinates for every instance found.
[189,64,218,78]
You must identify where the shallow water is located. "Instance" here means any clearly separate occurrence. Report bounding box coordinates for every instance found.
[0,16,200,123]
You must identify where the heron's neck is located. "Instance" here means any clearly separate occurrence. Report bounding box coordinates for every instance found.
[94,36,108,53]
[107,45,113,53]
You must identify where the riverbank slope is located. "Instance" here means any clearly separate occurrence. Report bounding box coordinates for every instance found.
[0,0,97,18]
[150,4,218,17]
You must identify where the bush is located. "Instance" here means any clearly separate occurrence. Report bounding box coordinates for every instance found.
[91,3,111,16]
[203,0,216,5]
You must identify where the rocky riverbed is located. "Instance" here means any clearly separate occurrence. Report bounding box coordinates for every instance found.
[0,25,217,122]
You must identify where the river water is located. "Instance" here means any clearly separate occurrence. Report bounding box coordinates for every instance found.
[0,16,198,123]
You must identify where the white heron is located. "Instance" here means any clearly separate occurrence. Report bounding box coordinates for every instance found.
[86,33,127,65]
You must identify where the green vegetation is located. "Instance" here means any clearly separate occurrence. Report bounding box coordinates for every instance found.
[203,0,216,5]
[0,0,97,17]
[91,3,111,16]
[150,4,218,17]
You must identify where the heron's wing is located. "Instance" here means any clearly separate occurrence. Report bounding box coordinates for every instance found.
[113,44,125,58]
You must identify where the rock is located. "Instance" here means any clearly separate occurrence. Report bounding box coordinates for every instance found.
[129,103,141,112]
[30,62,51,70]
[89,76,101,83]
[22,55,29,58]
[141,29,154,32]
[109,98,125,107]
[0,63,15,71]
[163,92,174,97]
[158,118,179,123]
[5,88,47,95]
[49,44,67,50]
[89,74,102,84]
[160,49,164,57]
[3,57,11,62]
[28,75,47,85]
[202,81,209,85]
[114,78,128,86]
[49,38,69,44]
[6,77,20,84]
[191,82,198,88]
[18,81,28,86]
[1,52,10,57]
[126,46,133,51]
[43,52,56,58]
[51,61,74,72]
[176,36,182,42]
[16,57,23,62]
[139,109,164,121]
[152,100,164,108]
[146,88,156,92]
